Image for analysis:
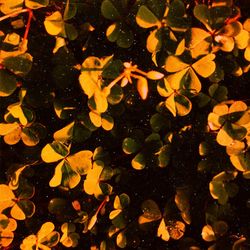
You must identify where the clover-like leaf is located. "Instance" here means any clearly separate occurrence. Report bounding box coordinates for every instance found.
[44,11,64,36]
[41,141,69,163]
[20,222,60,250]
[60,222,80,248]
[0,214,17,247]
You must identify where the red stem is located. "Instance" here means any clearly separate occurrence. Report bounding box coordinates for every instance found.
[23,9,33,44]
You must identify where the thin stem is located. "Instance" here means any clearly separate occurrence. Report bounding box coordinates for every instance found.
[0,8,30,22]
[23,9,33,44]
[107,73,125,89]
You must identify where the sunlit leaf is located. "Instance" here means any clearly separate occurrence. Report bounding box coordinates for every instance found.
[44,11,64,36]
[137,76,148,100]
[0,185,15,213]
[192,54,216,78]
[157,218,170,241]
[41,141,69,163]
[201,225,216,242]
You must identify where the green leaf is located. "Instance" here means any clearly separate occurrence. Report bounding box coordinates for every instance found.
[122,137,141,154]
[136,5,160,29]
[209,180,228,205]
[150,113,170,132]
[0,70,17,97]
[193,4,210,30]
[140,199,161,222]
[107,85,123,105]
[101,0,121,20]
[63,0,77,20]
[3,53,33,76]
[65,23,78,40]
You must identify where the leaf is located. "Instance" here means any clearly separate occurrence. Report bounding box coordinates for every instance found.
[136,5,160,29]
[101,114,114,131]
[53,122,74,142]
[192,54,216,77]
[132,152,146,170]
[122,137,141,154]
[67,150,93,175]
[116,231,127,248]
[0,123,19,136]
[44,11,64,36]
[193,4,210,30]
[209,180,228,205]
[11,200,35,220]
[140,199,161,222]
[25,0,49,9]
[174,94,192,116]
[0,70,17,97]
[107,85,123,105]
[0,185,15,213]
[41,141,69,163]
[101,0,121,20]
[230,152,250,172]
[137,77,148,100]
[165,56,189,73]
[146,71,164,80]
[3,53,33,76]
[89,111,102,127]
[63,0,77,20]
[0,0,23,14]
[84,160,104,198]
[157,218,170,241]
[201,225,216,242]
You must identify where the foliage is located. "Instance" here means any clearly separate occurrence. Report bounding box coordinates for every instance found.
[0,0,250,249]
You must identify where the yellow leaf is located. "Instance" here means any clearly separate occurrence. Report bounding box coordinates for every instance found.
[235,30,249,49]
[165,94,176,117]
[216,127,234,146]
[41,142,68,163]
[192,54,216,77]
[44,11,64,36]
[165,56,189,73]
[228,101,247,113]
[84,161,103,196]
[0,231,14,247]
[146,29,162,54]
[166,68,189,90]
[0,185,15,213]
[89,111,102,127]
[0,0,23,14]
[37,222,55,240]
[157,218,170,241]
[3,126,21,145]
[244,45,250,61]
[109,209,122,220]
[146,71,164,80]
[201,225,216,242]
[49,160,64,187]
[10,203,25,220]
[0,123,19,136]
[87,214,97,230]
[137,77,148,100]
[101,114,114,131]
[67,150,93,175]
[53,122,74,142]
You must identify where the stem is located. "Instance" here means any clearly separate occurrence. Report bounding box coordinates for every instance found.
[23,9,33,44]
[107,73,125,89]
[134,68,147,77]
[0,8,31,22]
